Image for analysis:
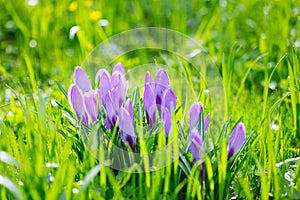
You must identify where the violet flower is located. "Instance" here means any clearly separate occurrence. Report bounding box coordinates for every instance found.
[189,129,204,164]
[143,72,156,128]
[68,66,100,126]
[143,69,176,136]
[95,63,128,129]
[154,69,170,113]
[189,102,210,136]
[68,84,88,125]
[227,122,246,160]
[119,100,136,149]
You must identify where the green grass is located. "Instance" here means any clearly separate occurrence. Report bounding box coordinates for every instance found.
[0,0,300,199]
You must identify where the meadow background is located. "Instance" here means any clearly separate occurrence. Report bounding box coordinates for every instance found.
[0,0,299,199]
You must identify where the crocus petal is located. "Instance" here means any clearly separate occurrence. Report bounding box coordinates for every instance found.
[113,62,126,75]
[162,107,172,136]
[189,129,204,163]
[145,71,153,86]
[74,66,92,93]
[189,102,203,131]
[227,123,246,160]
[99,69,111,102]
[155,69,170,87]
[111,71,122,89]
[119,107,136,149]
[68,84,89,125]
[144,84,156,128]
[113,75,127,108]
[161,88,176,112]
[84,90,98,124]
[155,69,170,109]
[104,92,116,128]
[204,114,210,133]
[97,89,102,110]
[125,100,134,121]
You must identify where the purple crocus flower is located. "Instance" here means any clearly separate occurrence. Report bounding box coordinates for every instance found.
[68,84,88,125]
[144,83,156,128]
[162,107,172,136]
[68,66,100,126]
[227,122,246,160]
[74,66,92,93]
[189,102,209,135]
[143,69,176,136]
[83,90,98,123]
[119,103,136,149]
[154,69,170,113]
[95,63,128,129]
[189,129,204,164]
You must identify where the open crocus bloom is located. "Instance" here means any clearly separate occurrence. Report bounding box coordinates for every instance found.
[68,66,100,126]
[143,69,176,136]
[227,122,246,160]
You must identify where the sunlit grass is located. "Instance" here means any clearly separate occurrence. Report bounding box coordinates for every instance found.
[0,0,300,199]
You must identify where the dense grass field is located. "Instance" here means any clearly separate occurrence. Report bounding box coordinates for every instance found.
[0,0,300,199]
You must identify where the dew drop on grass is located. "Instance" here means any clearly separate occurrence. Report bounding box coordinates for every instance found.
[45,162,59,168]
[72,188,79,194]
[27,0,38,6]
[98,19,109,27]
[47,172,55,183]
[271,122,279,131]
[29,40,37,48]
[269,81,277,90]
[18,181,24,186]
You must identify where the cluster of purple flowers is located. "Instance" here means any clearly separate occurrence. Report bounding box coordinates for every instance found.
[68,63,135,148]
[68,63,246,166]
[143,69,176,136]
[189,102,246,164]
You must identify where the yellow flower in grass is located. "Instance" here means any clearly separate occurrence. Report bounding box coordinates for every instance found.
[69,1,78,12]
[85,0,93,8]
[89,10,102,21]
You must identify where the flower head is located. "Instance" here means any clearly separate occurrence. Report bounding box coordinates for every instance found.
[119,101,136,149]
[143,69,176,136]
[227,123,246,160]
[189,129,204,164]
[68,66,100,126]
[144,83,156,128]
[95,63,128,129]
[154,69,170,112]
[189,102,209,136]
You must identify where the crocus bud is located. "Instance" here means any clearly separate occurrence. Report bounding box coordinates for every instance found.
[84,90,98,124]
[74,66,92,93]
[68,84,88,125]
[189,102,203,131]
[125,99,134,121]
[104,92,117,129]
[145,71,153,87]
[144,84,156,128]
[162,107,172,136]
[98,69,111,102]
[227,123,246,160]
[161,88,176,113]
[119,107,136,149]
[189,129,204,163]
[113,62,126,76]
[155,69,170,110]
